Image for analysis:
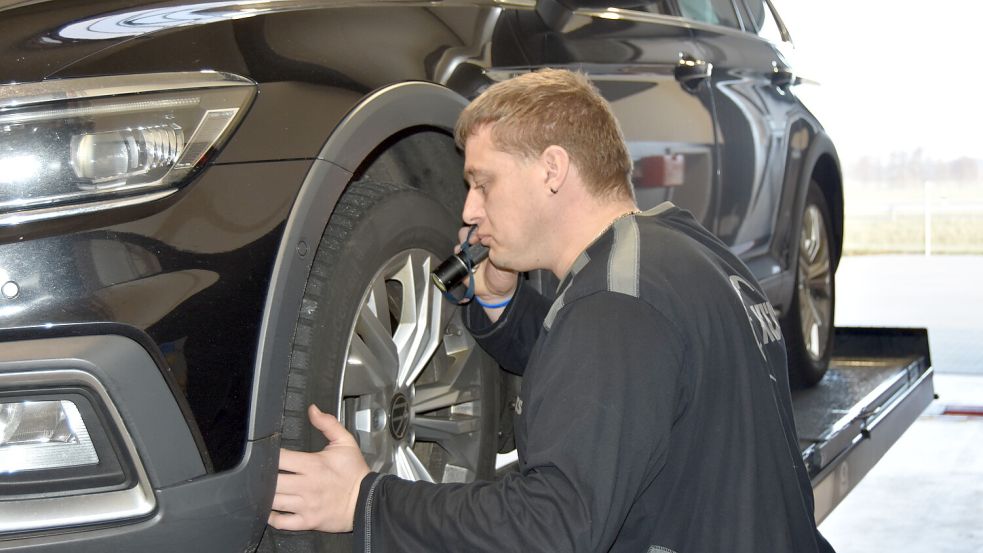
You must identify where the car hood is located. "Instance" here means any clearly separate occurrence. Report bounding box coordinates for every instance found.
[0,0,390,84]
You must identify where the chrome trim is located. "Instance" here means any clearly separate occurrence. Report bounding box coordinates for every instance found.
[0,369,156,534]
[577,7,691,27]
[0,97,200,125]
[0,71,254,109]
[0,189,177,227]
[577,6,757,40]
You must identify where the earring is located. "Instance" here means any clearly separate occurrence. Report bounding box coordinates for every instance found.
[550,187,558,194]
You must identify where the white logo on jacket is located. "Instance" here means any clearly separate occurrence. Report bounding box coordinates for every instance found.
[729,275,783,360]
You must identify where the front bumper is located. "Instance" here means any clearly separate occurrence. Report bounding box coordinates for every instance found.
[0,334,276,551]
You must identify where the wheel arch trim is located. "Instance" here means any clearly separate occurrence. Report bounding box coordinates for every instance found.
[791,131,843,269]
[247,81,469,441]
[771,125,842,310]
[809,148,844,270]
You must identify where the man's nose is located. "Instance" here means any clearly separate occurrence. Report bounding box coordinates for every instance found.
[462,188,483,225]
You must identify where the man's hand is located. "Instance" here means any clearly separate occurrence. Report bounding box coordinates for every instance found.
[269,405,371,533]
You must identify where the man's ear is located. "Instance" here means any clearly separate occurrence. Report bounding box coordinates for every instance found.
[541,145,571,195]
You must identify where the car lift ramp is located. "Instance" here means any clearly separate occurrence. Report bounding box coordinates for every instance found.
[794,327,935,524]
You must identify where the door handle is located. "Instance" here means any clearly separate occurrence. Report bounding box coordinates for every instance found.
[675,54,712,91]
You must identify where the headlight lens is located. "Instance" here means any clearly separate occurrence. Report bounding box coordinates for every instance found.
[0,400,98,473]
[0,72,254,224]
[69,123,186,185]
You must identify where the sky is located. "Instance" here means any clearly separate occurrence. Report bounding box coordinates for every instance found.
[774,0,983,162]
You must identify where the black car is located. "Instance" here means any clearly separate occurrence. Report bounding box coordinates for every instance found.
[0,0,842,550]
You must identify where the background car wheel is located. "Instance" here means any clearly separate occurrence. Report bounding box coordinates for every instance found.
[782,180,836,389]
[260,179,499,552]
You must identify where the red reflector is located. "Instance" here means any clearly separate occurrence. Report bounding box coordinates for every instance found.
[942,404,983,417]
[633,154,685,188]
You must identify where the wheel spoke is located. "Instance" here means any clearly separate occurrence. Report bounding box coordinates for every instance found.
[366,276,393,336]
[346,316,398,396]
[412,340,481,411]
[808,325,822,358]
[801,291,825,359]
[356,301,400,371]
[806,255,830,283]
[413,413,480,442]
[808,299,824,336]
[800,208,821,262]
[394,444,434,482]
[413,383,479,413]
[392,253,444,388]
[367,438,396,474]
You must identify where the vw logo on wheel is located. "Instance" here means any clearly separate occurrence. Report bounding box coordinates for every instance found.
[389,393,411,440]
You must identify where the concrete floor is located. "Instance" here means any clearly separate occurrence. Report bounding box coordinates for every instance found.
[817,255,983,552]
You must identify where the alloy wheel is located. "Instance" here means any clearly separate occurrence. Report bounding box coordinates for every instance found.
[339,248,486,483]
[797,204,833,362]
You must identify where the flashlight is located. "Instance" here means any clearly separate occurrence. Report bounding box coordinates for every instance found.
[431,241,489,293]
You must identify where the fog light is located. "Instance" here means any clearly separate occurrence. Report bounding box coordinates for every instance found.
[0,400,99,474]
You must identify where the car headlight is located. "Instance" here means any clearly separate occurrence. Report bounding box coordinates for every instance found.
[0,71,255,226]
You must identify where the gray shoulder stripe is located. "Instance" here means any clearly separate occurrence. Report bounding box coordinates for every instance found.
[639,201,675,217]
[543,292,565,331]
[545,252,590,331]
[608,216,640,297]
[570,252,590,277]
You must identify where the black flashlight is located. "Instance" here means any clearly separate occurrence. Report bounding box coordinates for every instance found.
[431,241,489,293]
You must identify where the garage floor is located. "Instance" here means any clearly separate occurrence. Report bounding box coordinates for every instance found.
[817,255,983,552]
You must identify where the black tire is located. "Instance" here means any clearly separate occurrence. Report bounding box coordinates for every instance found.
[782,180,836,389]
[260,180,499,552]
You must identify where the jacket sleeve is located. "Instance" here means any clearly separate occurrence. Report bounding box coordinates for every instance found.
[353,292,689,553]
[463,277,552,376]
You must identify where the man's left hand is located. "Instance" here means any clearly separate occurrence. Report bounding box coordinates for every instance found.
[268,405,371,533]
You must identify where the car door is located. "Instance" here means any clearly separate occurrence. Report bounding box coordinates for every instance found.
[678,0,799,277]
[498,4,719,229]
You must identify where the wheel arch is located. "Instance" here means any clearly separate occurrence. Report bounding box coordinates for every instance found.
[247,81,469,441]
[767,120,843,314]
[810,149,844,272]
[790,131,843,274]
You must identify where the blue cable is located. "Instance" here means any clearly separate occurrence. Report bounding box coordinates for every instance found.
[439,227,513,309]
[474,295,511,309]
[440,226,479,305]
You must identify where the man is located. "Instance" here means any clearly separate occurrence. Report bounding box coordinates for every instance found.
[269,68,835,552]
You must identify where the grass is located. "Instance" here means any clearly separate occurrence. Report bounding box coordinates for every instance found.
[842,179,983,255]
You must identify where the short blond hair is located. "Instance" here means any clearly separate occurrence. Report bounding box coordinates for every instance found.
[455,69,633,200]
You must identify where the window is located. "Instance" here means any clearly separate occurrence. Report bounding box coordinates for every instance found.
[742,0,788,42]
[644,0,673,15]
[677,0,741,29]
[605,0,672,15]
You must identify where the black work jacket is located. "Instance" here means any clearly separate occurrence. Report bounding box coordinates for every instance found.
[353,203,835,553]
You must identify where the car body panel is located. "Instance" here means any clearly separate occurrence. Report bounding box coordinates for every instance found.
[500,9,721,231]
